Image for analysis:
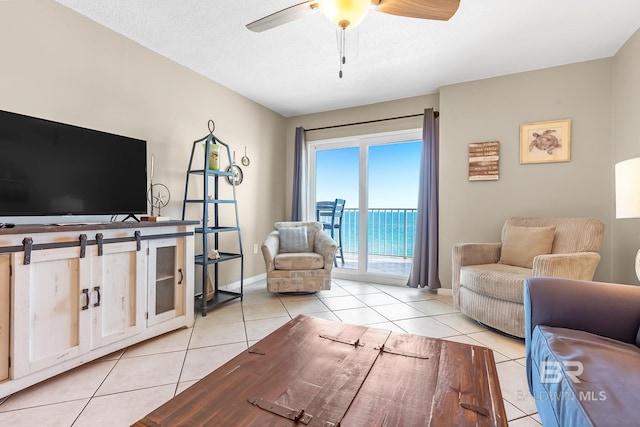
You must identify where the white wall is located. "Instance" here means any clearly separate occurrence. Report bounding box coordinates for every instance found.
[0,0,287,282]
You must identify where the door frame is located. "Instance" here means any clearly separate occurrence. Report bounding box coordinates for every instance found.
[307,128,422,286]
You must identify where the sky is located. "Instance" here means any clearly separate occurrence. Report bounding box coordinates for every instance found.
[315,140,421,210]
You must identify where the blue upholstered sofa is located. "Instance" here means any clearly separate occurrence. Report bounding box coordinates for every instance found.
[524,277,640,426]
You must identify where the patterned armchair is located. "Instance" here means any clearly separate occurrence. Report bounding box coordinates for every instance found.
[261,221,337,293]
[452,217,605,338]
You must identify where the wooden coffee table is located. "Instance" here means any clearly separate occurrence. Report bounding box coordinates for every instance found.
[133,315,507,426]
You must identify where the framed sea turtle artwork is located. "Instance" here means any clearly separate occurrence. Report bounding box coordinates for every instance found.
[519,119,571,164]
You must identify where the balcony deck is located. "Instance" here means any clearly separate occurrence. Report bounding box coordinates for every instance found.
[331,207,416,277]
[339,252,412,276]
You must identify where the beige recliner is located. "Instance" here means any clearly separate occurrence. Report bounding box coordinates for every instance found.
[262,221,337,293]
[452,217,605,338]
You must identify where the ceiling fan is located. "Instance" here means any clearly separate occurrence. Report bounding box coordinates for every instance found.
[247,0,461,33]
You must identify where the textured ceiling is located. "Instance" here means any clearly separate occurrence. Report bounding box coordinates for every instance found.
[54,0,640,117]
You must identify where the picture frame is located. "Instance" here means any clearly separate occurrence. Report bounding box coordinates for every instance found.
[519,119,571,164]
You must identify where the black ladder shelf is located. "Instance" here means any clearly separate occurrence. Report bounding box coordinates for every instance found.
[182,122,243,316]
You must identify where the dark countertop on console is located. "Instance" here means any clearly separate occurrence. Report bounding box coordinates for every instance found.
[0,220,200,235]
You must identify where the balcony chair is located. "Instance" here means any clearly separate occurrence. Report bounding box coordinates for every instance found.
[452,217,604,338]
[316,199,345,266]
[261,221,337,293]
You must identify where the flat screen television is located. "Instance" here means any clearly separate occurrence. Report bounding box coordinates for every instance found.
[0,109,147,217]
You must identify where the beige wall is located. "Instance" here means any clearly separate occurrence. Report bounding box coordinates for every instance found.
[287,61,616,289]
[0,1,287,284]
[284,94,440,218]
[612,28,640,285]
[439,60,613,287]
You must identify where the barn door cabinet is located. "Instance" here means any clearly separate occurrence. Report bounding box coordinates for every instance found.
[0,221,196,398]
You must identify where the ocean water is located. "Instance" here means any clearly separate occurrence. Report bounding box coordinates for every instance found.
[339,209,417,257]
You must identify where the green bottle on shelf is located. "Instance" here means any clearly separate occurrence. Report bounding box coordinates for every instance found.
[203,143,220,171]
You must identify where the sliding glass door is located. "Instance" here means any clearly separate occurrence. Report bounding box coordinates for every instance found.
[367,141,420,275]
[312,145,360,270]
[309,129,421,283]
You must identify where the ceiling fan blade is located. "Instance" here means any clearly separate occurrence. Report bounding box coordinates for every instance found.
[247,1,319,32]
[372,0,460,21]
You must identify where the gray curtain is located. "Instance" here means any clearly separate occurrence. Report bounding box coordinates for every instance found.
[407,109,440,290]
[291,126,307,221]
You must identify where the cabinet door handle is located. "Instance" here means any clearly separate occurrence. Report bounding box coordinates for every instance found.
[93,286,101,307]
[81,288,89,310]
[178,268,184,285]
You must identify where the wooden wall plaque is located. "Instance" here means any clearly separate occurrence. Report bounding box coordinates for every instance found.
[469,141,499,181]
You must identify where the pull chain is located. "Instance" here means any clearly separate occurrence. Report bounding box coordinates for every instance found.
[339,27,346,78]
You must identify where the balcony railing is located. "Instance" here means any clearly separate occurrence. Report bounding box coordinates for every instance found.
[341,208,417,258]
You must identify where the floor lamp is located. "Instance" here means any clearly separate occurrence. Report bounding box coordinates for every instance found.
[615,157,640,281]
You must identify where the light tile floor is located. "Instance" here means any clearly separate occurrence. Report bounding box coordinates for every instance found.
[0,278,541,426]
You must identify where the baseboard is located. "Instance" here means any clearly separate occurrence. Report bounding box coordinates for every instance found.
[437,288,452,296]
[226,273,266,289]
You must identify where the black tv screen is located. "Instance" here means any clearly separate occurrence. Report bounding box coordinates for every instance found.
[0,109,147,216]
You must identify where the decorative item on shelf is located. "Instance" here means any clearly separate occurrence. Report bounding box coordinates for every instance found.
[241,146,250,166]
[207,249,221,260]
[202,121,220,171]
[142,154,171,222]
[615,156,640,282]
[203,142,221,171]
[468,141,499,181]
[206,275,215,302]
[520,119,571,164]
[226,150,244,186]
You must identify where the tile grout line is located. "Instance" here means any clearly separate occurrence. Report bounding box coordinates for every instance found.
[70,350,126,426]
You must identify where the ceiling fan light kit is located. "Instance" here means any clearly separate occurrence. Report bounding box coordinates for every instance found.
[247,0,460,33]
[318,0,371,29]
[247,0,460,77]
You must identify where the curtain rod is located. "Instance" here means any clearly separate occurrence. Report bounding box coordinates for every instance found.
[305,111,438,132]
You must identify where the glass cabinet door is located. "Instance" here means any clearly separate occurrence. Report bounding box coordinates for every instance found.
[147,238,185,327]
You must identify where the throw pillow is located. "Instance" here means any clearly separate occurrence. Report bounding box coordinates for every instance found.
[279,226,309,253]
[499,226,556,269]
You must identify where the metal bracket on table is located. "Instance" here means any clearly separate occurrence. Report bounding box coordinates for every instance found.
[22,237,33,265]
[374,344,430,359]
[319,334,365,347]
[248,397,313,424]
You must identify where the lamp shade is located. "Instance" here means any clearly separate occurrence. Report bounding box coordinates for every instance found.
[615,157,640,219]
[318,0,370,29]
